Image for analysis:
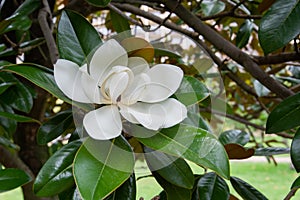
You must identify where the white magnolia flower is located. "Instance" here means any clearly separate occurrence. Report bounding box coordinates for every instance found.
[54,39,187,140]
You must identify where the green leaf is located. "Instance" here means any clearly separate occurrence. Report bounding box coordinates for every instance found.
[230,176,268,200]
[183,110,211,131]
[144,147,194,189]
[174,76,210,106]
[153,171,192,200]
[266,92,300,133]
[197,172,230,200]
[291,128,300,172]
[37,110,74,145]
[218,130,250,146]
[1,16,32,33]
[58,10,102,66]
[259,0,300,54]
[110,10,130,33]
[0,136,20,150]
[254,147,289,156]
[85,0,111,7]
[253,79,270,97]
[0,102,17,136]
[0,168,32,193]
[236,20,253,48]
[291,176,300,189]
[12,0,41,18]
[132,124,230,179]
[201,0,226,16]
[0,64,88,109]
[74,137,134,200]
[105,174,136,200]
[0,111,40,124]
[0,82,15,95]
[58,187,81,200]
[34,140,82,196]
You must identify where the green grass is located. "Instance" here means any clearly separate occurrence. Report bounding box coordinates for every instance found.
[1,160,300,200]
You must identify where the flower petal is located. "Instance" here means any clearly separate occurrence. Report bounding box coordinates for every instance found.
[138,64,184,103]
[83,105,122,140]
[119,98,187,130]
[54,59,92,103]
[89,39,128,84]
[128,57,149,75]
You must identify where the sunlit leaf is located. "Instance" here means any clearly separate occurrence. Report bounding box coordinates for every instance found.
[201,0,225,16]
[259,0,300,54]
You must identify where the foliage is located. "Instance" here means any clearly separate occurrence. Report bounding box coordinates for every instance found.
[0,0,299,200]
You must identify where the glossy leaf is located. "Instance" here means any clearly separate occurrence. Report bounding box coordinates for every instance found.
[0,137,20,150]
[144,147,194,189]
[224,144,254,160]
[266,92,300,133]
[197,172,230,200]
[132,124,230,179]
[105,174,136,200]
[74,137,134,200]
[0,102,17,136]
[183,110,211,131]
[201,0,226,16]
[259,0,300,54]
[86,0,111,7]
[219,130,250,146]
[291,128,300,172]
[110,10,130,33]
[236,20,253,48]
[0,111,40,124]
[230,176,268,200]
[0,64,87,109]
[58,10,102,66]
[2,16,32,33]
[174,76,210,106]
[13,0,41,17]
[58,187,81,200]
[291,176,300,189]
[0,168,32,193]
[153,171,192,200]
[0,82,15,95]
[254,147,289,156]
[37,110,74,145]
[34,140,82,196]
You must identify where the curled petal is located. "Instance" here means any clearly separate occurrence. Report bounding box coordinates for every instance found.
[139,64,184,103]
[128,57,149,75]
[119,98,187,130]
[54,59,92,103]
[83,105,122,140]
[89,39,128,85]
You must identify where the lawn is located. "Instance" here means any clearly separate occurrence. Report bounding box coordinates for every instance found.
[1,159,300,200]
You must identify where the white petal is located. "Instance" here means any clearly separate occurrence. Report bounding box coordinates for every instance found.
[54,59,92,103]
[83,105,122,140]
[119,98,187,130]
[128,57,149,75]
[121,73,151,105]
[138,64,184,103]
[89,39,128,85]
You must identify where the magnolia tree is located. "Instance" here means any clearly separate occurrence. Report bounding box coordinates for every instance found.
[0,0,300,199]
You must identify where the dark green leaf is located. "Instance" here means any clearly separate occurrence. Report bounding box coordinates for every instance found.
[34,140,82,196]
[153,171,192,200]
[144,147,194,189]
[291,128,300,172]
[201,0,226,16]
[291,176,300,189]
[58,187,82,200]
[37,110,74,145]
[0,168,32,193]
[254,147,289,156]
[218,130,250,146]
[132,124,230,179]
[174,76,209,106]
[236,20,253,48]
[197,172,230,200]
[2,16,32,33]
[12,0,41,18]
[0,102,17,136]
[266,92,300,133]
[85,0,111,7]
[58,10,102,66]
[183,110,211,131]
[154,48,182,59]
[0,136,20,150]
[259,0,300,54]
[0,64,88,109]
[0,111,40,124]
[0,82,15,95]
[110,10,130,33]
[230,176,268,200]
[105,174,136,200]
[74,137,134,200]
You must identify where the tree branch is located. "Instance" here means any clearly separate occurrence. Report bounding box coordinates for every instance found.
[162,0,294,99]
[253,52,300,65]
